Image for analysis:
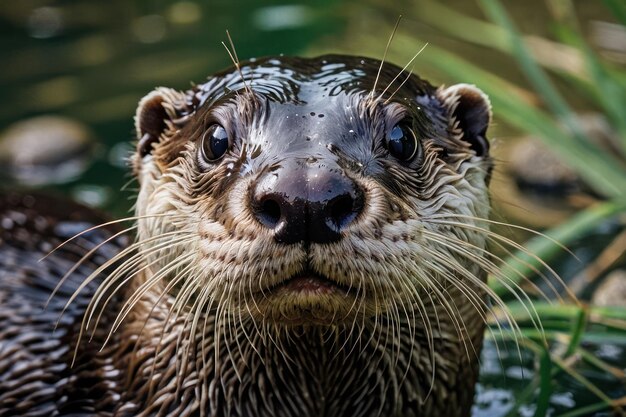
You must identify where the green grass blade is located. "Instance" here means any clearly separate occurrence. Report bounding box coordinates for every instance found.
[551,355,615,404]
[602,0,626,26]
[553,25,626,151]
[502,302,626,323]
[564,307,587,357]
[579,348,626,379]
[555,402,614,417]
[490,328,626,345]
[478,0,576,120]
[533,346,553,417]
[412,0,508,51]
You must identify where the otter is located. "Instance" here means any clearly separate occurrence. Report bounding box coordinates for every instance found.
[0,55,495,417]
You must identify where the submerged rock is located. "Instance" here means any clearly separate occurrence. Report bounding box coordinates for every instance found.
[592,270,626,307]
[0,116,95,186]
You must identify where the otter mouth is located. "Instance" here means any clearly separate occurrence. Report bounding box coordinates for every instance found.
[252,268,360,326]
[267,269,352,295]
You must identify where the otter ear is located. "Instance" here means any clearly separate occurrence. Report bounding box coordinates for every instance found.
[437,84,491,157]
[135,89,169,158]
[134,87,188,158]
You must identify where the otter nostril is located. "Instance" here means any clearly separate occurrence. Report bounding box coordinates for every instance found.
[256,198,282,229]
[327,194,359,230]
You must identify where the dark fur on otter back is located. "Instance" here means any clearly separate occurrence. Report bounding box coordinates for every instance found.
[0,193,125,415]
[0,55,494,416]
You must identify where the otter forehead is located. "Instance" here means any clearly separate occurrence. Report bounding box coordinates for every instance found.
[195,55,435,106]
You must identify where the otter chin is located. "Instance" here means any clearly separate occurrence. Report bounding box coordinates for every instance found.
[1,55,497,417]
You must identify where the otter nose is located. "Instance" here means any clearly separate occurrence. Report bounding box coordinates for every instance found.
[251,167,364,244]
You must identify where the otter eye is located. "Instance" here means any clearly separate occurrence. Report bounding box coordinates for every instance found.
[386,122,419,161]
[200,124,230,162]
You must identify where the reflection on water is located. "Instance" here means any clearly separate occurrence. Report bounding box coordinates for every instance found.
[476,339,626,416]
[1,1,624,415]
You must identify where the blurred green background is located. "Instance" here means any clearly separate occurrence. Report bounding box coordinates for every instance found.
[1,0,625,415]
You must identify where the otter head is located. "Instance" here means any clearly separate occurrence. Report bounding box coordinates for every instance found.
[130,55,492,332]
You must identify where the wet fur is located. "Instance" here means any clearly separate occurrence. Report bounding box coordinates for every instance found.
[1,56,506,417]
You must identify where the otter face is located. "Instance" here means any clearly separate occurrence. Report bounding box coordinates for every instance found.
[131,56,492,329]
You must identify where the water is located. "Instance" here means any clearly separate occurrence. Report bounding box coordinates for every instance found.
[1,1,624,415]
[476,339,626,416]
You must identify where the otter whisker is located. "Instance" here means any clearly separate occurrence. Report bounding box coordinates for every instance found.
[336,282,366,359]
[221,30,251,96]
[417,248,497,348]
[383,61,416,105]
[144,268,200,400]
[422,243,520,332]
[237,284,261,365]
[413,267,478,370]
[219,303,248,388]
[70,251,190,365]
[370,15,402,101]
[429,214,576,283]
[429,213,574,255]
[212,284,232,373]
[357,271,382,358]
[159,256,200,324]
[377,43,428,101]
[104,234,194,330]
[337,277,365,357]
[173,268,209,347]
[194,283,216,369]
[421,245,525,359]
[383,280,404,371]
[239,300,263,362]
[402,274,437,400]
[361,274,397,378]
[45,224,138,308]
[343,269,362,320]
[429,217,568,274]
[437,282,483,362]
[423,226,556,304]
[429,218,574,303]
[199,295,217,413]
[422,227,550,311]
[110,251,196,339]
[223,280,245,381]
[423,231,551,339]
[422,223,542,298]
[372,268,401,368]
[173,266,213,395]
[40,212,176,261]
[86,231,194,332]
[252,258,271,312]
[87,254,161,341]
[387,273,422,372]
[59,227,190,324]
